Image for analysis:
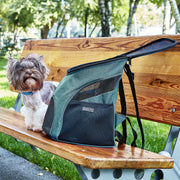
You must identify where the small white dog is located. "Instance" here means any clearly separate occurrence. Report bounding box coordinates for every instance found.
[6,54,57,132]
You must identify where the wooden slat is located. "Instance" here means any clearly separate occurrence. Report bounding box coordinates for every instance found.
[20,35,180,126]
[0,107,173,169]
[116,73,180,126]
[21,35,180,72]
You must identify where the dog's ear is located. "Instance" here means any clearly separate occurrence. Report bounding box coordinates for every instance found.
[6,57,18,82]
[39,55,50,79]
[7,57,18,66]
[39,55,44,62]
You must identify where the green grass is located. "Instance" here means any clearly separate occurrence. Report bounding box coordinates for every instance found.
[117,117,170,153]
[0,56,170,179]
[0,58,17,107]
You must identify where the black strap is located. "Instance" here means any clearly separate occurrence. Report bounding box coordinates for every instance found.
[115,131,125,144]
[126,117,138,147]
[117,78,139,147]
[118,79,127,144]
[124,63,145,149]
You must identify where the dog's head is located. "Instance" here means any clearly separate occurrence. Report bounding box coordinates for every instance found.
[6,54,49,92]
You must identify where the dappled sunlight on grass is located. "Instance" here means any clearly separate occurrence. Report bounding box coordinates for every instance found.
[0,96,17,108]
[0,57,17,108]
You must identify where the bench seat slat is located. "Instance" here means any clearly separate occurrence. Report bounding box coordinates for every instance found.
[0,107,173,169]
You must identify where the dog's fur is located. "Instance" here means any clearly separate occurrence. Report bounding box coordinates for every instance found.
[6,54,57,132]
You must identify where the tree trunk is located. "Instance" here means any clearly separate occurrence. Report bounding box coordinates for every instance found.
[126,0,140,36]
[84,7,90,37]
[89,22,98,37]
[169,0,180,33]
[59,26,66,38]
[41,24,50,39]
[98,0,112,37]
[41,18,56,39]
[163,0,171,34]
[55,16,65,38]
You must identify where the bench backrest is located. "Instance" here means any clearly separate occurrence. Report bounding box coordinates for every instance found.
[21,35,180,126]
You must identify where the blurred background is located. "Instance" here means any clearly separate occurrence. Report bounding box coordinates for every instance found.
[0,0,179,56]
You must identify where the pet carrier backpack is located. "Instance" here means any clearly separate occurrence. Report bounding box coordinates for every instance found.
[43,38,177,148]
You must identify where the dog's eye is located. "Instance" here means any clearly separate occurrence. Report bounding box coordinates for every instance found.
[14,63,22,71]
[33,61,42,70]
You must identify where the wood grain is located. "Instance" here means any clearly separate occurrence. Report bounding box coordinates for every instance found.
[20,35,180,126]
[0,107,173,169]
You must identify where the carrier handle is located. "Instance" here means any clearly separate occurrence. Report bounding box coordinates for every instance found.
[122,38,177,59]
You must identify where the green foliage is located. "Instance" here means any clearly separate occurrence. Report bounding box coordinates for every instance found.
[0,0,174,39]
[149,0,164,7]
[0,0,34,33]
[74,0,100,37]
[19,7,34,28]
[1,36,20,56]
[112,0,129,32]
[0,0,140,38]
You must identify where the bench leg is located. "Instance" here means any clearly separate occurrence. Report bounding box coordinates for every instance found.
[75,165,156,180]
[158,127,180,180]
[156,126,180,180]
[164,126,180,155]
[13,93,22,112]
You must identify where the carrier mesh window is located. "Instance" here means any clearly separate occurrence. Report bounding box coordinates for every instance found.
[72,75,121,101]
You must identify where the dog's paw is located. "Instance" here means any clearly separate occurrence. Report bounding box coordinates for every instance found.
[26,125,34,131]
[33,127,43,133]
[26,126,32,130]
[9,107,15,111]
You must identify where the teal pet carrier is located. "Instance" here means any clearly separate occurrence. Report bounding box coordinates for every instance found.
[43,38,177,148]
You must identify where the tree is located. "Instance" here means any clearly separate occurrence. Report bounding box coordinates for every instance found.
[98,0,112,37]
[112,0,129,35]
[169,0,180,33]
[162,0,171,34]
[33,0,61,39]
[73,0,100,37]
[126,0,141,36]
[0,0,34,39]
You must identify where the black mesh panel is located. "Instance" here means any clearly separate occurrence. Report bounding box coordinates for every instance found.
[73,75,121,100]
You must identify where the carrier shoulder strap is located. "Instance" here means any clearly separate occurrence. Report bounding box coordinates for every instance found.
[117,68,141,148]
[124,63,145,149]
[116,79,127,144]
[115,38,176,148]
[117,78,138,147]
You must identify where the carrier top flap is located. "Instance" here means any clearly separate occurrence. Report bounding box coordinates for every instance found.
[125,38,177,59]
[67,38,177,74]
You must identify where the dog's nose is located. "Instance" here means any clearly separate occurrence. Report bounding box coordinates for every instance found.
[26,70,32,75]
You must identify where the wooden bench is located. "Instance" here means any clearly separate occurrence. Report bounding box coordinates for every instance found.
[0,35,179,180]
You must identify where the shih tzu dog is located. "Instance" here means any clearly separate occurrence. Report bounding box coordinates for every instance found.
[6,54,57,132]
